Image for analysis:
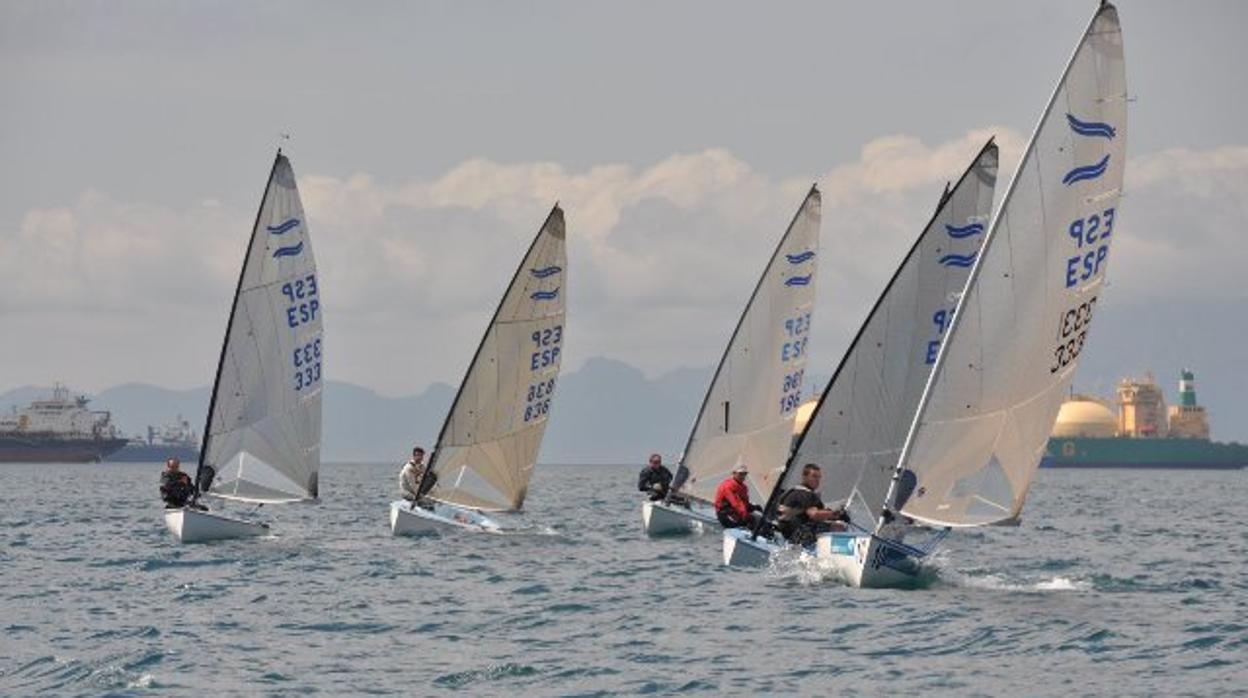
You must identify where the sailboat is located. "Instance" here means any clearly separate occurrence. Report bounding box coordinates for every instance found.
[723,141,998,567]
[390,206,567,535]
[164,151,324,543]
[728,1,1127,587]
[642,188,821,536]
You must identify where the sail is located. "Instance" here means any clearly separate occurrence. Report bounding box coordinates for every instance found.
[771,142,998,527]
[675,187,821,505]
[424,206,567,511]
[896,4,1127,527]
[200,153,323,503]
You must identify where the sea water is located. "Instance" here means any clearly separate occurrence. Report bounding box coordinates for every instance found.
[1,463,1244,696]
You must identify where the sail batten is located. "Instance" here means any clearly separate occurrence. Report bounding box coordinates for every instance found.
[768,142,998,528]
[894,4,1126,527]
[198,153,323,504]
[424,206,567,512]
[674,187,821,505]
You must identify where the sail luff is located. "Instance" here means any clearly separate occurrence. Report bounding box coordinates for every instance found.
[673,186,821,505]
[195,151,282,491]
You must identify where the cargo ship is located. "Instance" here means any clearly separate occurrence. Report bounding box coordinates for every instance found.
[105,415,200,463]
[1043,370,1248,469]
[0,384,127,463]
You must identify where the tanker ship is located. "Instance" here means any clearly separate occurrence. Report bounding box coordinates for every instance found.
[1043,370,1248,469]
[105,415,200,463]
[0,384,127,463]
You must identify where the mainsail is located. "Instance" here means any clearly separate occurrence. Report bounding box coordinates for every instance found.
[894,3,1127,527]
[674,187,821,505]
[423,206,567,512]
[198,152,323,503]
[769,142,998,527]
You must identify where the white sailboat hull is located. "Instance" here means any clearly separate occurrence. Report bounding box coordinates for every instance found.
[722,528,784,567]
[641,500,718,536]
[164,507,269,544]
[815,532,924,588]
[389,500,503,536]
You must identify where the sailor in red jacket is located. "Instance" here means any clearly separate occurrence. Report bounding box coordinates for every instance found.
[713,463,762,529]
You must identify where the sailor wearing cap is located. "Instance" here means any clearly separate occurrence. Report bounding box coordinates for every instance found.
[713,462,762,529]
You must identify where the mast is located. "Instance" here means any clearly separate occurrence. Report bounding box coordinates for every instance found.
[762,140,997,523]
[417,204,565,498]
[671,185,820,502]
[195,150,283,494]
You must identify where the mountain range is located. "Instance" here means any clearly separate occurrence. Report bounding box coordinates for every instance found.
[0,358,797,464]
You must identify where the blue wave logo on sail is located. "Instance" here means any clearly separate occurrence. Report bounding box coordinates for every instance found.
[266,218,301,235]
[785,251,816,265]
[530,266,562,279]
[272,241,304,259]
[938,252,977,268]
[1062,155,1111,186]
[784,275,812,287]
[531,288,560,301]
[945,222,985,239]
[1066,113,1116,140]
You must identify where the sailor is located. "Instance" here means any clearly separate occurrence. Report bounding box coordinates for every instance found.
[159,458,195,509]
[399,446,435,502]
[637,452,673,501]
[776,463,849,546]
[713,463,762,529]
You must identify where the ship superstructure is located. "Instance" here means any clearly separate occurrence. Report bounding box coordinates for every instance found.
[1045,370,1247,469]
[0,384,127,463]
[106,415,200,462]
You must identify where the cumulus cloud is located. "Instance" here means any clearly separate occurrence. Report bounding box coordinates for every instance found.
[2,131,1240,395]
[1111,146,1248,300]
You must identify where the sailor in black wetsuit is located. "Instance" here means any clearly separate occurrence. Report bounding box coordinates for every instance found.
[777,463,849,546]
[159,458,195,509]
[637,453,673,502]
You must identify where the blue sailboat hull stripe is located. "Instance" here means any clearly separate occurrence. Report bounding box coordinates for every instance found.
[266,218,301,235]
[530,266,562,278]
[272,241,304,258]
[1066,113,1117,140]
[945,222,985,238]
[1062,155,1111,185]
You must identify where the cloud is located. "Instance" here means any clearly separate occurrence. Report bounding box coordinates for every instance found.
[3,131,1240,395]
[1112,146,1248,300]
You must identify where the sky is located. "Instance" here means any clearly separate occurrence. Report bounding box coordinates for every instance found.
[2,1,1247,436]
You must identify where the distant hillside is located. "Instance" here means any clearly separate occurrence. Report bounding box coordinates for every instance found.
[2,358,794,463]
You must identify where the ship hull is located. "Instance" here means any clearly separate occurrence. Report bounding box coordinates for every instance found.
[0,435,128,463]
[1044,436,1248,470]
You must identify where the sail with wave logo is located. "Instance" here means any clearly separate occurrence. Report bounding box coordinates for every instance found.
[421,206,567,512]
[672,187,821,505]
[197,151,323,504]
[892,2,1127,527]
[769,141,998,529]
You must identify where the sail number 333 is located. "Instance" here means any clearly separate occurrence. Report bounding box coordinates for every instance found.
[1050,297,1097,374]
[292,337,323,391]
